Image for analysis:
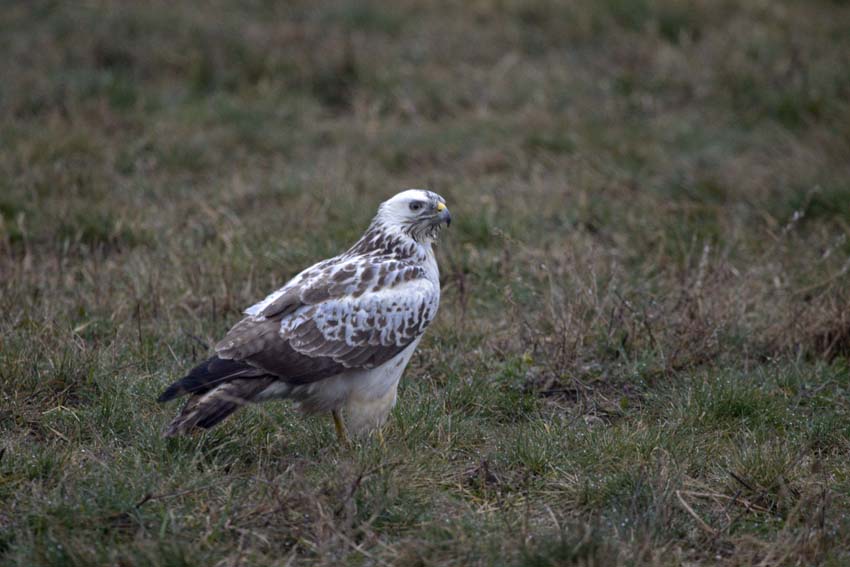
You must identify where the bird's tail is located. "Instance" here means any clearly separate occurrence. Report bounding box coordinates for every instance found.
[158,356,273,437]
[161,377,275,437]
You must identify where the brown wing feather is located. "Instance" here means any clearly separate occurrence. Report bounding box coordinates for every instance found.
[212,255,437,385]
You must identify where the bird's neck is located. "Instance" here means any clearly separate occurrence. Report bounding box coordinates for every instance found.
[347,221,430,262]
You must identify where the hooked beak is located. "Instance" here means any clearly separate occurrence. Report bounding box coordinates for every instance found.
[435,202,451,226]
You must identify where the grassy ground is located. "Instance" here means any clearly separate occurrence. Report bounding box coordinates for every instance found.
[2,1,850,565]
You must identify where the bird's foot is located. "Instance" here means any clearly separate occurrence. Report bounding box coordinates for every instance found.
[332,409,351,448]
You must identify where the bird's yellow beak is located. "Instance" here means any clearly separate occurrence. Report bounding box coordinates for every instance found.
[436,202,446,212]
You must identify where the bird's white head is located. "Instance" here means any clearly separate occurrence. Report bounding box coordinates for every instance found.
[374,189,451,243]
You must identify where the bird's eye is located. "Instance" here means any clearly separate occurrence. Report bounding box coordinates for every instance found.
[409,202,423,211]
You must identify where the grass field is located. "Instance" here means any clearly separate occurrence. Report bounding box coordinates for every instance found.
[3,1,850,565]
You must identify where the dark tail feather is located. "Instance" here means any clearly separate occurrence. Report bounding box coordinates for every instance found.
[162,377,276,437]
[157,356,262,403]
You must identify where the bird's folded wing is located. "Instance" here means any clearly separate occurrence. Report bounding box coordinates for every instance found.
[214,261,438,384]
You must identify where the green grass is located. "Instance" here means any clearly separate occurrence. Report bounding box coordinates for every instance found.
[3,0,850,565]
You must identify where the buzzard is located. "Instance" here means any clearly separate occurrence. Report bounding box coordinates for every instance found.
[158,189,451,442]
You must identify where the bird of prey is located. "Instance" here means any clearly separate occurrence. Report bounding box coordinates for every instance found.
[158,189,451,442]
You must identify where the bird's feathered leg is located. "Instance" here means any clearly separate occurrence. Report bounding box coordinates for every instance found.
[332,409,351,446]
